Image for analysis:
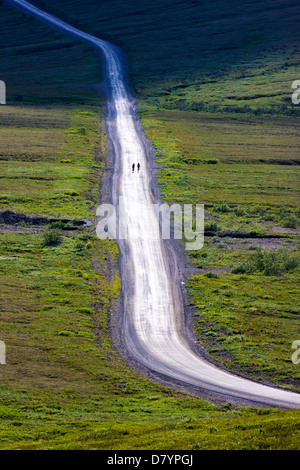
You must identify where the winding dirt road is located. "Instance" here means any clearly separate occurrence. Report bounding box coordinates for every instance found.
[5,0,300,409]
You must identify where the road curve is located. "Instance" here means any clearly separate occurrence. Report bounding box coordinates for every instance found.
[5,0,300,409]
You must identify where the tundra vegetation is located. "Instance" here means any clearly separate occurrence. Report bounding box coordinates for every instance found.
[0,0,299,450]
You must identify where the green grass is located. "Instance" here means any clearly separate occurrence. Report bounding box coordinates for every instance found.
[1,393,300,450]
[1,0,300,115]
[1,227,298,450]
[141,110,300,231]
[188,272,300,392]
[1,0,300,450]
[0,97,298,453]
[0,104,105,218]
[142,110,300,164]
[231,247,299,275]
[0,2,102,104]
[30,0,299,112]
[139,107,300,395]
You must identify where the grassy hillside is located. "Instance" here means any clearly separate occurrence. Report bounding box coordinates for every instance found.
[0,105,105,217]
[1,0,300,112]
[0,2,102,104]
[140,108,300,392]
[1,104,298,451]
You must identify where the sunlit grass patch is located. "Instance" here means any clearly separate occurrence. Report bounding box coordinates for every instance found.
[140,107,300,393]
[187,272,300,392]
[141,110,300,230]
[0,104,104,218]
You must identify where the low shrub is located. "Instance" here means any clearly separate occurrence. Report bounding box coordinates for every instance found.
[232,261,254,274]
[204,158,219,164]
[213,203,231,213]
[43,229,63,246]
[205,272,219,278]
[283,216,298,228]
[234,207,247,217]
[205,222,219,232]
[232,248,299,276]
